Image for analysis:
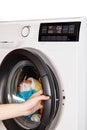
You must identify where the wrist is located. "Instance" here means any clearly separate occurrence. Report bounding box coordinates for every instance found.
[20,102,31,116]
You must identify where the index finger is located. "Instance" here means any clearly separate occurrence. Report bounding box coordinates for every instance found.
[35,95,50,101]
[30,90,43,99]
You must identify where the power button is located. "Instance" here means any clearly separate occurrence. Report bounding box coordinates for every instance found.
[21,26,30,37]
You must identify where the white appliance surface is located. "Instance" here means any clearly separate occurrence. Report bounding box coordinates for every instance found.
[0,17,87,130]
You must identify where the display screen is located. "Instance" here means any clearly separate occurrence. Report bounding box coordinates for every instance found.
[39,22,81,42]
[48,25,62,34]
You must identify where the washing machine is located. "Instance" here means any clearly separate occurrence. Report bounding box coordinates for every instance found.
[0,17,87,130]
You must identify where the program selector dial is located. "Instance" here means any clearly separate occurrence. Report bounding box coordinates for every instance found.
[21,26,30,37]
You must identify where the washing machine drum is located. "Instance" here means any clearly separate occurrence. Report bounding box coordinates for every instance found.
[0,48,60,130]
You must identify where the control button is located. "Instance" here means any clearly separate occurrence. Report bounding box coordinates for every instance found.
[56,26,62,33]
[41,29,47,34]
[56,36,62,41]
[41,26,47,34]
[46,36,51,41]
[21,26,30,37]
[42,26,47,30]
[51,36,57,41]
[41,36,46,41]
[69,25,75,34]
[62,36,67,41]
[63,25,69,33]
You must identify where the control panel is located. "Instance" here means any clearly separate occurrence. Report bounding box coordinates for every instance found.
[39,22,81,42]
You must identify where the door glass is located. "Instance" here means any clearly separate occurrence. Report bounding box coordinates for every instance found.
[7,63,44,129]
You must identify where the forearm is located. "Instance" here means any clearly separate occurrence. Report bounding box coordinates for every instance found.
[0,91,49,121]
[0,103,24,120]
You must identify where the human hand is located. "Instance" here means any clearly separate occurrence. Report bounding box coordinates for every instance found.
[22,90,49,116]
[0,90,49,120]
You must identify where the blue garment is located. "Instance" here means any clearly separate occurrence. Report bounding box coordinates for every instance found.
[16,89,36,101]
[16,89,38,119]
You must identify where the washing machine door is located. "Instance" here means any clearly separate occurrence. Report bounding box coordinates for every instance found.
[0,48,60,130]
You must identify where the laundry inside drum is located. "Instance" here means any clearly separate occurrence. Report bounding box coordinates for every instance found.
[13,66,44,124]
[16,77,43,122]
[8,63,44,129]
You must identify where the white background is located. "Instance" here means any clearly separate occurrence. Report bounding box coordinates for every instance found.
[0,0,86,21]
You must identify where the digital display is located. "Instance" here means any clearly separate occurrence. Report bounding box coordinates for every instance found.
[48,25,62,34]
[41,24,75,34]
[39,22,81,42]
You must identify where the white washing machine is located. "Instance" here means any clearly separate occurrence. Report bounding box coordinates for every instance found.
[0,17,87,130]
